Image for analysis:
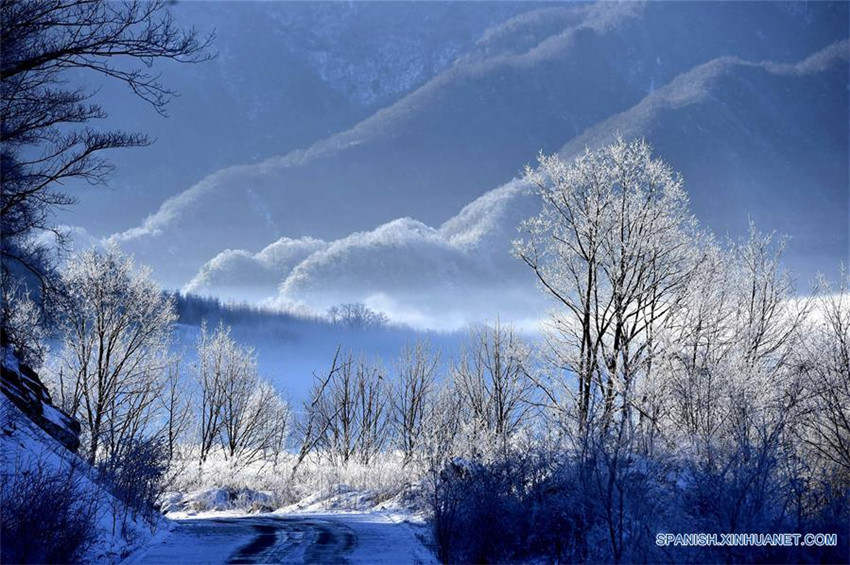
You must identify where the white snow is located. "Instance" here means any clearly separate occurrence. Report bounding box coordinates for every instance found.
[0,395,161,563]
[124,511,436,565]
[125,477,436,564]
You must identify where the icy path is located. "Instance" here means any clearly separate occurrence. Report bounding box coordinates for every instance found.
[124,513,437,565]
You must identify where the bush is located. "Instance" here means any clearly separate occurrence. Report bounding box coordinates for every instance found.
[433,444,850,564]
[99,437,169,530]
[0,458,98,564]
[433,450,595,564]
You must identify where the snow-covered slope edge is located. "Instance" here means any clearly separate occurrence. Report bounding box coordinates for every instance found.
[1,348,165,563]
[1,346,80,452]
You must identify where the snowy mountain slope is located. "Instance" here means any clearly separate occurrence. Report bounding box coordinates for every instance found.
[182,39,848,328]
[110,2,848,288]
[556,39,850,278]
[70,2,530,237]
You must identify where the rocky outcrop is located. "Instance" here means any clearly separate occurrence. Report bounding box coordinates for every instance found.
[1,347,81,453]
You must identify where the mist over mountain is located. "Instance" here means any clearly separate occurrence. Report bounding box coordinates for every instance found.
[50,1,846,329]
[103,2,847,293]
[557,40,850,280]
[183,39,848,329]
[67,1,529,236]
[167,293,468,402]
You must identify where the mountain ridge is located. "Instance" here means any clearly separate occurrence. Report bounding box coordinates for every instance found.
[106,2,847,290]
[183,38,848,327]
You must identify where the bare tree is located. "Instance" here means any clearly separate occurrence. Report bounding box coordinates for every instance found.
[217,339,260,462]
[453,321,534,449]
[52,246,176,464]
[193,321,290,468]
[731,225,808,376]
[421,381,464,470]
[294,348,389,467]
[326,351,358,466]
[645,222,813,542]
[391,340,439,465]
[194,322,229,465]
[327,303,389,330]
[662,241,729,437]
[293,347,344,476]
[260,384,293,469]
[221,377,289,468]
[159,357,193,462]
[354,358,388,465]
[797,269,850,480]
[1,0,212,292]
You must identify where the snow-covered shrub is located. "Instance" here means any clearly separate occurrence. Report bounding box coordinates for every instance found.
[162,486,276,514]
[0,457,98,563]
[163,445,418,515]
[433,448,598,564]
[99,437,169,530]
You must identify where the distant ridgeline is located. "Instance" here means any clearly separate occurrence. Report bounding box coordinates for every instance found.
[170,292,391,331]
[171,291,313,328]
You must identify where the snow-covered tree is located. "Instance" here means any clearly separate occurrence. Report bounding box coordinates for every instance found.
[797,269,850,483]
[390,340,439,465]
[0,274,48,367]
[52,246,176,464]
[453,321,533,449]
[327,303,389,329]
[159,357,193,461]
[194,322,229,464]
[515,137,698,430]
[193,321,289,467]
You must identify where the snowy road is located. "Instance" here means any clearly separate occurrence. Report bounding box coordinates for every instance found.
[125,513,436,565]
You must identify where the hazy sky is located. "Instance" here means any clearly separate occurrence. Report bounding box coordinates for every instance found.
[58,1,849,330]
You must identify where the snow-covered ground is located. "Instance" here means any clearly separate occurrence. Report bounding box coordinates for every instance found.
[0,394,161,563]
[124,510,436,565]
[132,443,437,563]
